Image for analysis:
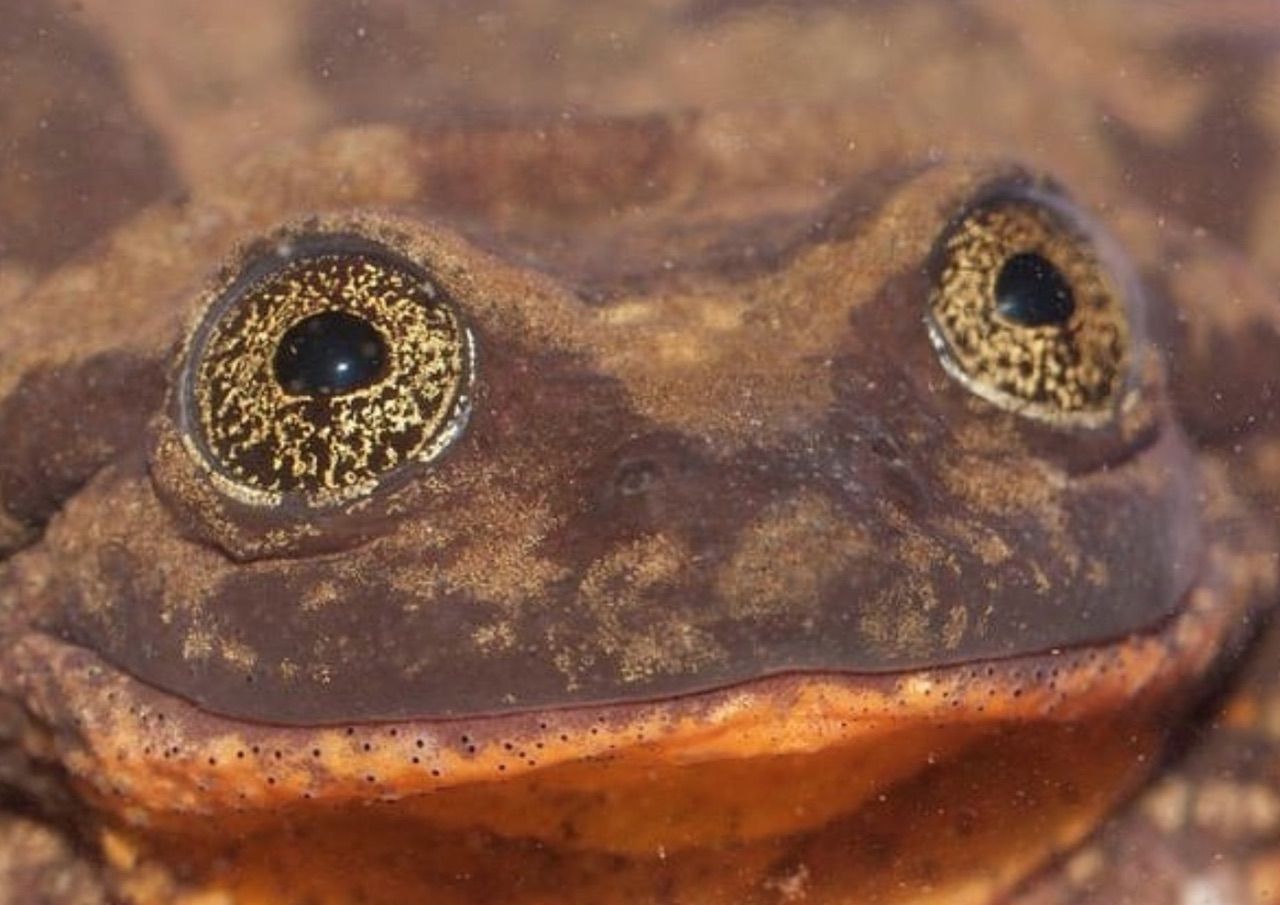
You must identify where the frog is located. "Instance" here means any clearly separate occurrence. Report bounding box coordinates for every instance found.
[1,1,1280,904]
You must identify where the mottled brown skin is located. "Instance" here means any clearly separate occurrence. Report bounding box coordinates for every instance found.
[1,2,1280,904]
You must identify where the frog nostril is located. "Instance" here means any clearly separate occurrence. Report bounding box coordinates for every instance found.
[867,433,904,463]
[597,433,710,519]
[859,431,928,511]
[614,459,664,497]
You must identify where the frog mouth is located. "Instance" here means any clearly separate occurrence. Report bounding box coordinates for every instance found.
[0,579,1247,905]
[0,503,1270,905]
[12,405,1205,736]
[9,508,1267,814]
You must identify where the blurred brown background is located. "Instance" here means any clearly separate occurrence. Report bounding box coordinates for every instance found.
[3,0,1279,299]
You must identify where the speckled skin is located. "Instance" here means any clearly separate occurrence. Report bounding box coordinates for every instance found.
[0,2,1279,904]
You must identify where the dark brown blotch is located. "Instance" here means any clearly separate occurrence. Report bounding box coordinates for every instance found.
[0,353,165,543]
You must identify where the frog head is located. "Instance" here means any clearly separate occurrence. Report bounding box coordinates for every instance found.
[0,119,1277,904]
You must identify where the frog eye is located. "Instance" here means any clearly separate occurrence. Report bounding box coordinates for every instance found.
[925,192,1131,425]
[181,235,473,506]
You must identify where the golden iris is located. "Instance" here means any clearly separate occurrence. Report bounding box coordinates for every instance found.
[927,195,1130,425]
[186,239,471,504]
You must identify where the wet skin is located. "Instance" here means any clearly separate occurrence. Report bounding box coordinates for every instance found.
[1,8,1280,905]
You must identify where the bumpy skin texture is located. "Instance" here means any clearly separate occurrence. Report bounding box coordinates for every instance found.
[0,1,1279,903]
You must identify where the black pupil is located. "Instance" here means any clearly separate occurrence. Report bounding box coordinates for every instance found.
[993,252,1076,328]
[273,310,388,397]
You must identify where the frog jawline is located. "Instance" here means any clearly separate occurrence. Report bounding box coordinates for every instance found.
[11,532,1263,823]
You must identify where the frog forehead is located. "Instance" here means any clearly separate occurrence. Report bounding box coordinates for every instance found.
[1,124,1202,724]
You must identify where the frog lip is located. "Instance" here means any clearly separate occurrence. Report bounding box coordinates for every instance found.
[8,529,1263,822]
